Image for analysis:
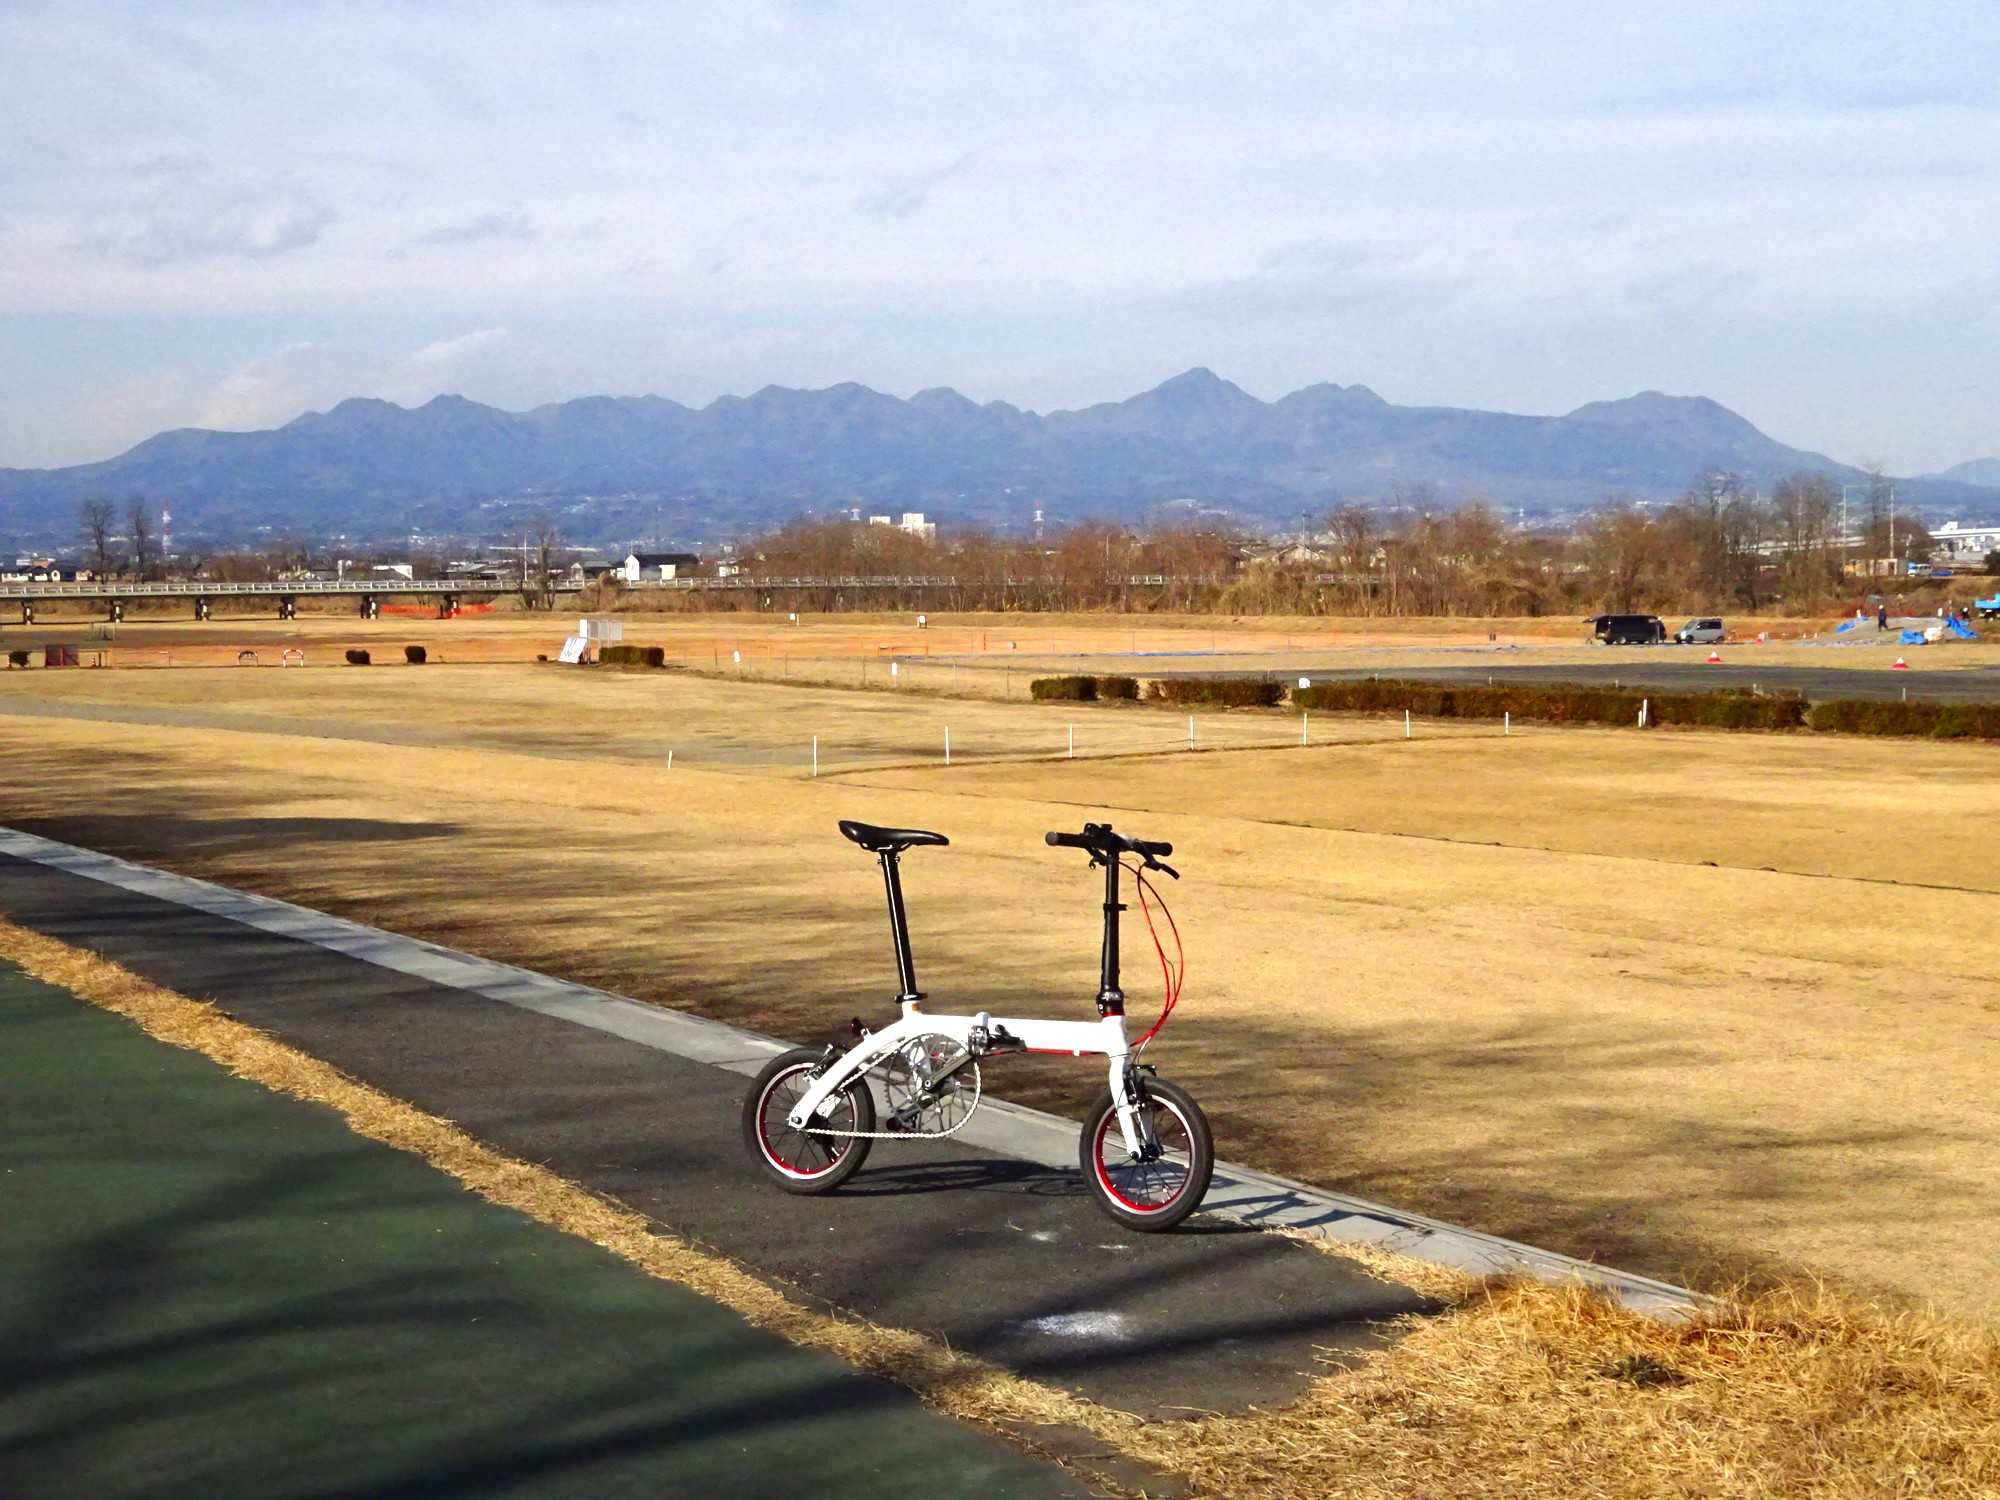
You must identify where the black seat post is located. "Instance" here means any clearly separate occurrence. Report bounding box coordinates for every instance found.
[1096,849,1124,1016]
[878,849,923,1004]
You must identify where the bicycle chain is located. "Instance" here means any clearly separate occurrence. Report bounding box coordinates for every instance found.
[804,1060,982,1141]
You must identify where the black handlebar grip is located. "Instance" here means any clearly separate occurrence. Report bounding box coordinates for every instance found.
[1045,831,1090,848]
[1135,838,1174,858]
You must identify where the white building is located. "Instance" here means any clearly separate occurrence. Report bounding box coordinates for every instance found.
[860,513,937,540]
[1931,521,2000,559]
[623,550,701,581]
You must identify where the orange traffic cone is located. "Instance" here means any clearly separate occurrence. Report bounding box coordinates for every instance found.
[1892,657,1909,670]
[1705,650,1722,664]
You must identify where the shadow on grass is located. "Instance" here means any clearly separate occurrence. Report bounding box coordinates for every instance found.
[1,735,1989,1310]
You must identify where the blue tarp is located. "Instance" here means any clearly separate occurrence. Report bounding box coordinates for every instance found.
[1947,616,1979,640]
[1836,619,1857,633]
[1900,629,1928,645]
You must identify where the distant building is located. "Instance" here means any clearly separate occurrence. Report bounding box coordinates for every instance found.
[568,559,625,583]
[1932,520,2000,558]
[861,513,936,540]
[623,550,701,582]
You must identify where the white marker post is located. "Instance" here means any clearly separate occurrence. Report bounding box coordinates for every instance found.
[667,750,674,769]
[944,727,951,766]
[1188,715,1196,750]
[1301,712,1308,746]
[1068,724,1074,759]
[1404,709,1411,739]
[811,735,818,778]
[1504,711,1510,736]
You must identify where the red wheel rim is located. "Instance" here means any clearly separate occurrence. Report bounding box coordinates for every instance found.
[756,1066,855,1179]
[1092,1098,1196,1213]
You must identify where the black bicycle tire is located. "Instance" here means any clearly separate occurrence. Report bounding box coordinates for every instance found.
[743,1048,876,1193]
[1077,1076,1214,1231]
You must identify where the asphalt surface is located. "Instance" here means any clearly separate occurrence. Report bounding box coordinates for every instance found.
[1174,656,2000,703]
[0,962,1080,1500]
[0,854,1428,1419]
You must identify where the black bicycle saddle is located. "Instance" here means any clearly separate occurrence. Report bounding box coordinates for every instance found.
[838,819,950,853]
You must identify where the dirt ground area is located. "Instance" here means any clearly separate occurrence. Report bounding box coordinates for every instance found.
[2,661,1996,1321]
[5,608,1991,703]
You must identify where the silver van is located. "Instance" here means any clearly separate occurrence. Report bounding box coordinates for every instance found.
[1675,617,1727,645]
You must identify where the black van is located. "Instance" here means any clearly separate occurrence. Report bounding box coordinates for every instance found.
[1588,613,1667,645]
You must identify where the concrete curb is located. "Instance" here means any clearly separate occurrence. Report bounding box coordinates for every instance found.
[1,826,1703,1317]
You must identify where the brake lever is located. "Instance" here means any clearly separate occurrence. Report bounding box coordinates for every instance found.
[1148,857,1180,880]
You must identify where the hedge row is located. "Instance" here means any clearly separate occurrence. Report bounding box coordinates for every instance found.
[1806,699,2000,738]
[600,643,667,668]
[345,648,370,666]
[1146,676,1285,707]
[1292,678,1806,730]
[1026,671,2000,741]
[1029,674,1140,701]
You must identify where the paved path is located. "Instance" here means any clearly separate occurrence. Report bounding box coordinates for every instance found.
[1169,657,2000,703]
[0,962,1082,1499]
[0,849,1441,1422]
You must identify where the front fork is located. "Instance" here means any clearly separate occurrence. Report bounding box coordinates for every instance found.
[1110,1056,1161,1160]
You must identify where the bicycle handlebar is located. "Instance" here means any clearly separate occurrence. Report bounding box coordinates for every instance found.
[1045,824,1173,861]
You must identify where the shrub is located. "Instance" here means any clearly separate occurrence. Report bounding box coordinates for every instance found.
[344,648,370,666]
[1031,675,1098,701]
[600,643,666,668]
[1807,698,2000,739]
[1095,674,1140,700]
[1148,676,1285,707]
[1290,677,1807,731]
[404,644,427,664]
[6,649,28,668]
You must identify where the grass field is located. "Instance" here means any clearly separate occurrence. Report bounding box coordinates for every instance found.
[3,652,1997,1323]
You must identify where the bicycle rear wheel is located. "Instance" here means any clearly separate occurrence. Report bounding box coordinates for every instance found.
[1079,1077,1213,1231]
[743,1048,875,1193]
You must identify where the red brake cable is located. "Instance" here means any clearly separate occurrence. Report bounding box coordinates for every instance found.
[1123,858,1185,1049]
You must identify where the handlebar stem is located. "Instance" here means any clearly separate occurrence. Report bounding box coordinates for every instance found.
[1097,845,1125,1016]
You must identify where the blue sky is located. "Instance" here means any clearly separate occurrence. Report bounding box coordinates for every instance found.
[2,1,1996,474]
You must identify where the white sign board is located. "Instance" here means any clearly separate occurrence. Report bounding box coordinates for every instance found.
[558,635,588,664]
[579,617,624,643]
[1298,677,1311,689]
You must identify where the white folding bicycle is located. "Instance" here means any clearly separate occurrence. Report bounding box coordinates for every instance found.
[742,819,1215,1230]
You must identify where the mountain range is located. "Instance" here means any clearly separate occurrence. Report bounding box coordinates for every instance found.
[2,368,1995,547]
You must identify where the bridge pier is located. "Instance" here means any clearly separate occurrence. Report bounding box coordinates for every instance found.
[194,597,211,621]
[278,596,297,620]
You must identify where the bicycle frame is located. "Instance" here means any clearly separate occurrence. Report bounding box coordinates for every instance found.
[784,841,1157,1157]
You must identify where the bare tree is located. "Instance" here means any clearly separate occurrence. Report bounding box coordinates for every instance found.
[79,498,116,577]
[516,522,563,609]
[126,500,153,580]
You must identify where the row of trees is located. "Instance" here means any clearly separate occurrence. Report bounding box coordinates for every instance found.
[734,471,1947,617]
[76,469,1962,618]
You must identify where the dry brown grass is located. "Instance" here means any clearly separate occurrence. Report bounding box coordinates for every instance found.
[3,674,1998,1320]
[9,917,1996,1499]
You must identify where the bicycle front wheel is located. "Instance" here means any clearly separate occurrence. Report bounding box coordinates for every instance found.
[743,1048,875,1193]
[1079,1077,1214,1231]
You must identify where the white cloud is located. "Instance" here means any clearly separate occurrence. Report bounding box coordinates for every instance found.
[0,2,1996,470]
